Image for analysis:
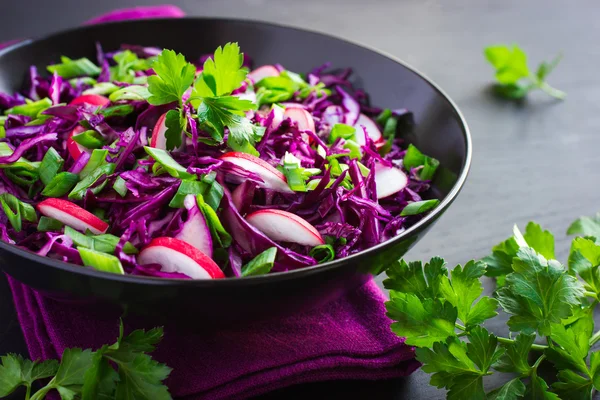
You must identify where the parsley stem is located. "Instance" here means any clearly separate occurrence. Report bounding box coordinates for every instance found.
[25,384,31,400]
[455,323,466,331]
[584,291,598,299]
[538,81,566,100]
[497,336,548,351]
[531,354,546,372]
[589,330,600,346]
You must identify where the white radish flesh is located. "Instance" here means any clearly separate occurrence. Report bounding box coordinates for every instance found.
[246,209,324,246]
[374,164,408,199]
[220,152,293,194]
[175,195,213,258]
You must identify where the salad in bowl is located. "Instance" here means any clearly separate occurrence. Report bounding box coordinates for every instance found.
[0,42,439,280]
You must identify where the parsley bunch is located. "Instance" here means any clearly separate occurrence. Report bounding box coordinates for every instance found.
[0,320,171,400]
[484,45,565,100]
[146,43,262,154]
[385,213,600,399]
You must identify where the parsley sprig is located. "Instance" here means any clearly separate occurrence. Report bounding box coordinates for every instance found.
[0,320,171,400]
[484,44,565,100]
[385,214,600,399]
[146,44,260,154]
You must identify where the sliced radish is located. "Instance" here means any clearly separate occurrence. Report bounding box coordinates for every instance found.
[69,94,110,107]
[232,181,256,215]
[322,105,345,125]
[354,113,383,146]
[284,108,315,133]
[234,89,257,104]
[150,112,168,150]
[175,195,213,257]
[280,102,307,109]
[269,104,285,131]
[246,209,324,246]
[247,65,280,83]
[374,164,408,199]
[138,237,224,279]
[67,125,89,160]
[37,198,109,235]
[220,152,292,193]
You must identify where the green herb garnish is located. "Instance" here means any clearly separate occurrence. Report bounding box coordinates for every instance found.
[484,45,565,100]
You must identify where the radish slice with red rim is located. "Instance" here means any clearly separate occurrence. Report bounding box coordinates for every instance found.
[374,164,408,199]
[138,237,224,279]
[66,125,89,160]
[354,113,383,146]
[175,195,213,258]
[150,112,168,150]
[284,108,315,133]
[220,152,292,193]
[69,94,110,107]
[37,198,109,235]
[247,65,280,83]
[246,209,324,246]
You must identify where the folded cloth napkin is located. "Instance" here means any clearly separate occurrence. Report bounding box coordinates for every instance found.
[8,277,418,399]
[2,5,418,399]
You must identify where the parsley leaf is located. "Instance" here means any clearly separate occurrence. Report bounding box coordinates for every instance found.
[546,312,593,374]
[147,49,195,106]
[568,213,600,241]
[164,109,186,150]
[439,260,499,328]
[197,96,261,155]
[527,372,560,399]
[493,333,534,375]
[484,222,555,277]
[568,237,600,294]
[484,45,565,100]
[193,42,247,98]
[0,355,58,397]
[497,247,585,335]
[487,378,526,400]
[552,370,594,400]
[383,257,448,299]
[386,292,457,347]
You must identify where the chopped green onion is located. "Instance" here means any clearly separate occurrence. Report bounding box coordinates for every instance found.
[5,169,38,186]
[79,149,108,179]
[69,163,115,200]
[0,117,5,139]
[0,143,40,171]
[143,147,195,180]
[279,152,320,192]
[78,247,124,275]
[4,98,52,117]
[65,226,137,255]
[400,199,441,216]
[69,77,97,87]
[169,176,224,210]
[0,193,37,232]
[376,109,392,126]
[403,144,439,181]
[108,85,151,102]
[197,194,231,248]
[329,123,356,144]
[133,76,148,85]
[113,176,128,197]
[309,244,335,263]
[47,57,101,79]
[25,115,53,126]
[42,172,79,197]
[37,216,64,232]
[71,130,105,149]
[82,82,118,96]
[357,161,370,178]
[344,139,362,159]
[242,247,277,276]
[99,104,135,118]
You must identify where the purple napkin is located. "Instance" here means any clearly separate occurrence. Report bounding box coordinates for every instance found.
[2,5,418,399]
[8,277,418,399]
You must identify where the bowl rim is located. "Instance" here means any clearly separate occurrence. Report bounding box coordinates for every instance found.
[0,16,472,287]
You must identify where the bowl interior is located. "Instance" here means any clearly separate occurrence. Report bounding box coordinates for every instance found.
[0,18,470,283]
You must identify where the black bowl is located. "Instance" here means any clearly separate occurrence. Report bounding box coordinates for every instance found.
[0,18,471,325]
